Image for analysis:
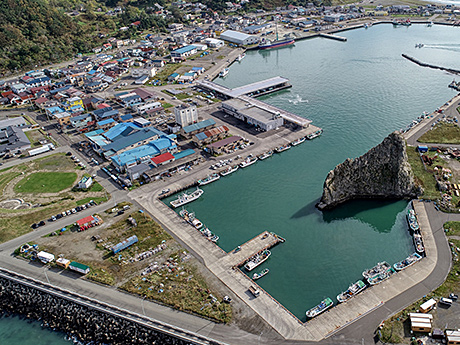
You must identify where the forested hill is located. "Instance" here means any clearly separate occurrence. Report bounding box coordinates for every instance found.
[0,0,95,73]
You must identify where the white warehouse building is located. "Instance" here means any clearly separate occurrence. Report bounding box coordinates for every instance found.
[219,30,259,46]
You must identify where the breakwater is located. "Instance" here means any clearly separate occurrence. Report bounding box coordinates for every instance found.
[0,269,222,345]
[402,54,460,75]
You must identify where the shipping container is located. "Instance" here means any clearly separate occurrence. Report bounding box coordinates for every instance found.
[69,261,90,274]
[112,235,138,253]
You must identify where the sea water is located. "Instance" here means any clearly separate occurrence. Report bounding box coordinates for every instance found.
[166,23,460,320]
[2,24,460,341]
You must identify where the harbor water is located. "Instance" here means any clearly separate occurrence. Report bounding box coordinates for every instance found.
[2,24,460,341]
[167,23,459,320]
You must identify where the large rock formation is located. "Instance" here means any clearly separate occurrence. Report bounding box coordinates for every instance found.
[317,132,421,210]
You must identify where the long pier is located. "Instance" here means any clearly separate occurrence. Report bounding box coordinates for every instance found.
[402,54,460,75]
[318,33,347,41]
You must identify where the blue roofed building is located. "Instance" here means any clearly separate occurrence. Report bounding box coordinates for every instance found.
[168,73,180,82]
[110,136,177,172]
[170,45,197,59]
[97,118,117,130]
[180,118,216,138]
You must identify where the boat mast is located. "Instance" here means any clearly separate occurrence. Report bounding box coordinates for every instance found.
[275,17,279,41]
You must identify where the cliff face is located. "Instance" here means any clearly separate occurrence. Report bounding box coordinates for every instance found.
[317,132,421,210]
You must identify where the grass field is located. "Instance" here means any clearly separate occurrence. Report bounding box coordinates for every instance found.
[418,122,460,144]
[406,145,439,200]
[14,172,77,193]
[444,221,460,236]
[0,171,21,194]
[36,153,76,171]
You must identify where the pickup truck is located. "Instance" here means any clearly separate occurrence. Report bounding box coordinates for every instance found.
[249,286,260,298]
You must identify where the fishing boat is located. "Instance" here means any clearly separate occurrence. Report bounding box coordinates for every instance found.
[291,137,306,146]
[394,252,422,271]
[170,188,204,208]
[413,231,425,254]
[219,68,229,78]
[306,297,333,319]
[270,232,286,243]
[275,144,291,153]
[306,129,323,140]
[236,53,246,62]
[239,156,258,168]
[406,209,420,232]
[367,266,395,285]
[244,250,271,271]
[258,150,273,160]
[179,208,203,230]
[252,268,269,280]
[198,173,220,186]
[202,226,219,243]
[362,261,391,280]
[337,280,367,303]
[427,21,433,27]
[220,165,238,176]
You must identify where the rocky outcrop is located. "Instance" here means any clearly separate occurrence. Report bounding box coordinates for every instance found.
[317,132,421,210]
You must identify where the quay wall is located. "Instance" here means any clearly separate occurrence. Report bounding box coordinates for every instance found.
[0,269,222,345]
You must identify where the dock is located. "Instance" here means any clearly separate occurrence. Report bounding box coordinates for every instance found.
[197,77,292,99]
[318,33,347,42]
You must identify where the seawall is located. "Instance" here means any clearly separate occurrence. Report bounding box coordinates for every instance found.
[0,268,221,345]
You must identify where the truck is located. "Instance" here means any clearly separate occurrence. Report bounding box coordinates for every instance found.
[28,143,55,156]
[249,286,260,298]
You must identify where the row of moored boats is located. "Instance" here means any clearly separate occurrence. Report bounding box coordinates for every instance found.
[179,208,219,243]
[307,208,424,319]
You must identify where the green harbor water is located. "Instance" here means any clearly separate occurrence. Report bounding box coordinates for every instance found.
[166,24,460,321]
[2,24,460,343]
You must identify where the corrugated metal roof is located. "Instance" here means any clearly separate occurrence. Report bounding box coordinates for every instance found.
[182,119,216,133]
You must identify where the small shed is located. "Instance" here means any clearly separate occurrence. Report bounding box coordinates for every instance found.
[69,261,90,274]
[446,330,460,345]
[56,258,70,269]
[419,298,436,313]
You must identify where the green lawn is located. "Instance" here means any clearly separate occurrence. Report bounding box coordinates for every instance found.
[14,172,77,193]
[0,171,21,195]
[445,221,460,236]
[406,145,439,200]
[36,153,76,170]
[76,196,108,206]
[418,122,460,144]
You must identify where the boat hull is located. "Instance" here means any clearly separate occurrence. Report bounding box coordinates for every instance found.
[259,39,295,50]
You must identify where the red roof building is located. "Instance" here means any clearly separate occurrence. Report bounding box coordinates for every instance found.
[77,215,96,227]
[151,152,175,167]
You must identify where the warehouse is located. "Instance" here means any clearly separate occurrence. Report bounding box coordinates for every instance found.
[219,30,259,46]
[221,98,284,131]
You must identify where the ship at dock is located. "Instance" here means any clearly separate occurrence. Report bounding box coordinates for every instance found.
[275,144,291,153]
[394,252,422,271]
[252,268,269,280]
[244,249,271,271]
[220,165,238,176]
[337,280,366,303]
[307,129,323,140]
[239,155,258,168]
[259,37,295,50]
[413,231,425,254]
[219,68,229,78]
[236,53,246,62]
[291,137,306,146]
[179,208,203,230]
[170,188,204,208]
[258,150,273,160]
[363,261,395,285]
[306,297,333,319]
[198,173,220,186]
[407,209,420,232]
[201,226,219,243]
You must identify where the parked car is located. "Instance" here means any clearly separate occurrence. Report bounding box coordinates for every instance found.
[449,293,458,301]
[439,297,453,306]
[31,223,38,229]
[38,220,45,227]
[76,206,81,212]
[61,211,67,217]
[81,204,86,210]
[117,210,125,216]
[66,210,71,216]
[71,208,77,214]
[51,216,56,222]
[56,214,62,219]
[66,152,72,156]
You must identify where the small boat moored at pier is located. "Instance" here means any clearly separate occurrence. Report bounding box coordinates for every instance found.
[219,68,229,78]
[252,268,269,280]
[337,280,367,303]
[275,144,291,153]
[198,173,220,186]
[220,165,239,176]
[306,297,333,319]
[179,208,203,230]
[307,129,323,140]
[239,156,258,168]
[363,261,395,286]
[244,249,271,271]
[413,231,425,254]
[258,150,273,160]
[236,53,246,62]
[291,137,306,146]
[394,252,422,271]
[170,188,204,208]
[407,209,420,232]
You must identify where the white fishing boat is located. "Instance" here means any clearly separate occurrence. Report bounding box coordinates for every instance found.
[258,150,273,160]
[239,156,258,168]
[275,144,291,153]
[220,165,238,176]
[170,188,204,208]
[198,173,220,186]
[337,280,366,303]
[236,53,246,62]
[306,129,323,140]
[291,137,306,146]
[244,250,271,271]
[252,268,269,280]
[394,252,422,271]
[306,297,333,319]
[219,68,229,78]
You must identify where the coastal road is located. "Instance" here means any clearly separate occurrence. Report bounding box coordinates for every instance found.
[329,202,452,345]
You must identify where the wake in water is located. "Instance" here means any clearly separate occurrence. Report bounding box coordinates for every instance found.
[422,43,460,53]
[285,94,309,105]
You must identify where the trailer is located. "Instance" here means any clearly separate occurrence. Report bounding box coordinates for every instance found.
[112,235,138,254]
[37,251,55,264]
[28,143,55,156]
[69,261,90,274]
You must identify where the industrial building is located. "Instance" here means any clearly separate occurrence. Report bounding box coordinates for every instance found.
[221,98,284,131]
[174,103,198,127]
[180,118,216,139]
[208,136,243,155]
[219,30,259,46]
